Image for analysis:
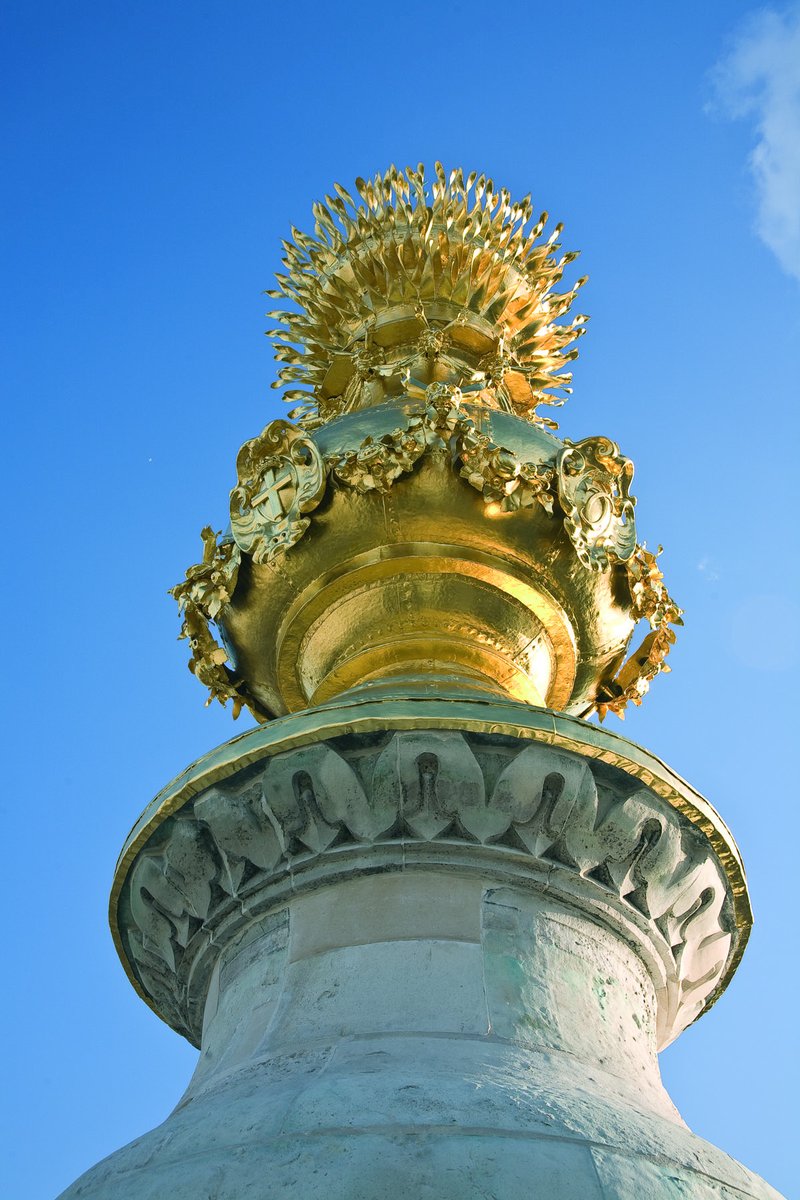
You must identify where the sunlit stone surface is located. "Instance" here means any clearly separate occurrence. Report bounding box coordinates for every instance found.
[61,717,784,1199]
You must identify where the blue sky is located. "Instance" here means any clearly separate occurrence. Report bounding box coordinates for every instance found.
[3,2,799,1197]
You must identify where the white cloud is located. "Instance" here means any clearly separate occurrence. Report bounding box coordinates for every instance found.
[712,5,800,281]
[696,556,720,582]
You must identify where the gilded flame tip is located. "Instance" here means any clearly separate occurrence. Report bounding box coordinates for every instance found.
[267,163,588,429]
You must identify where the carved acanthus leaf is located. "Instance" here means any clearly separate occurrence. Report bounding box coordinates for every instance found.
[194,781,283,893]
[124,732,733,1044]
[372,730,503,842]
[263,743,374,850]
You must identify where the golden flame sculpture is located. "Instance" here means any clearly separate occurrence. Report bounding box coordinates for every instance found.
[266,163,587,429]
[170,165,682,725]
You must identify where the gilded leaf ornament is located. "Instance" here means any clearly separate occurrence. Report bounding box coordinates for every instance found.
[169,526,240,622]
[177,602,245,720]
[230,420,327,563]
[328,419,428,494]
[458,425,555,514]
[327,382,555,515]
[169,529,265,721]
[597,545,684,720]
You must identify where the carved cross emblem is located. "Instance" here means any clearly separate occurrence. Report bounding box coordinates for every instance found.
[251,462,296,522]
[230,420,327,564]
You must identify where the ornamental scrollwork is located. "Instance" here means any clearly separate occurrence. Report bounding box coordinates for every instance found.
[230,419,327,563]
[556,436,637,570]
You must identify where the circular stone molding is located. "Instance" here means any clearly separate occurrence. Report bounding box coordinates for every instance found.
[111,692,749,1051]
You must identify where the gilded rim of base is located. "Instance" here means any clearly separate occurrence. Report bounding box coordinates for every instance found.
[109,692,751,1034]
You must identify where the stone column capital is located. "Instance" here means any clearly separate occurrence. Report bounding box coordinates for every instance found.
[112,694,747,1051]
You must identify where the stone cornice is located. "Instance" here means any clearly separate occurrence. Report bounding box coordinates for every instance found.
[112,697,747,1052]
